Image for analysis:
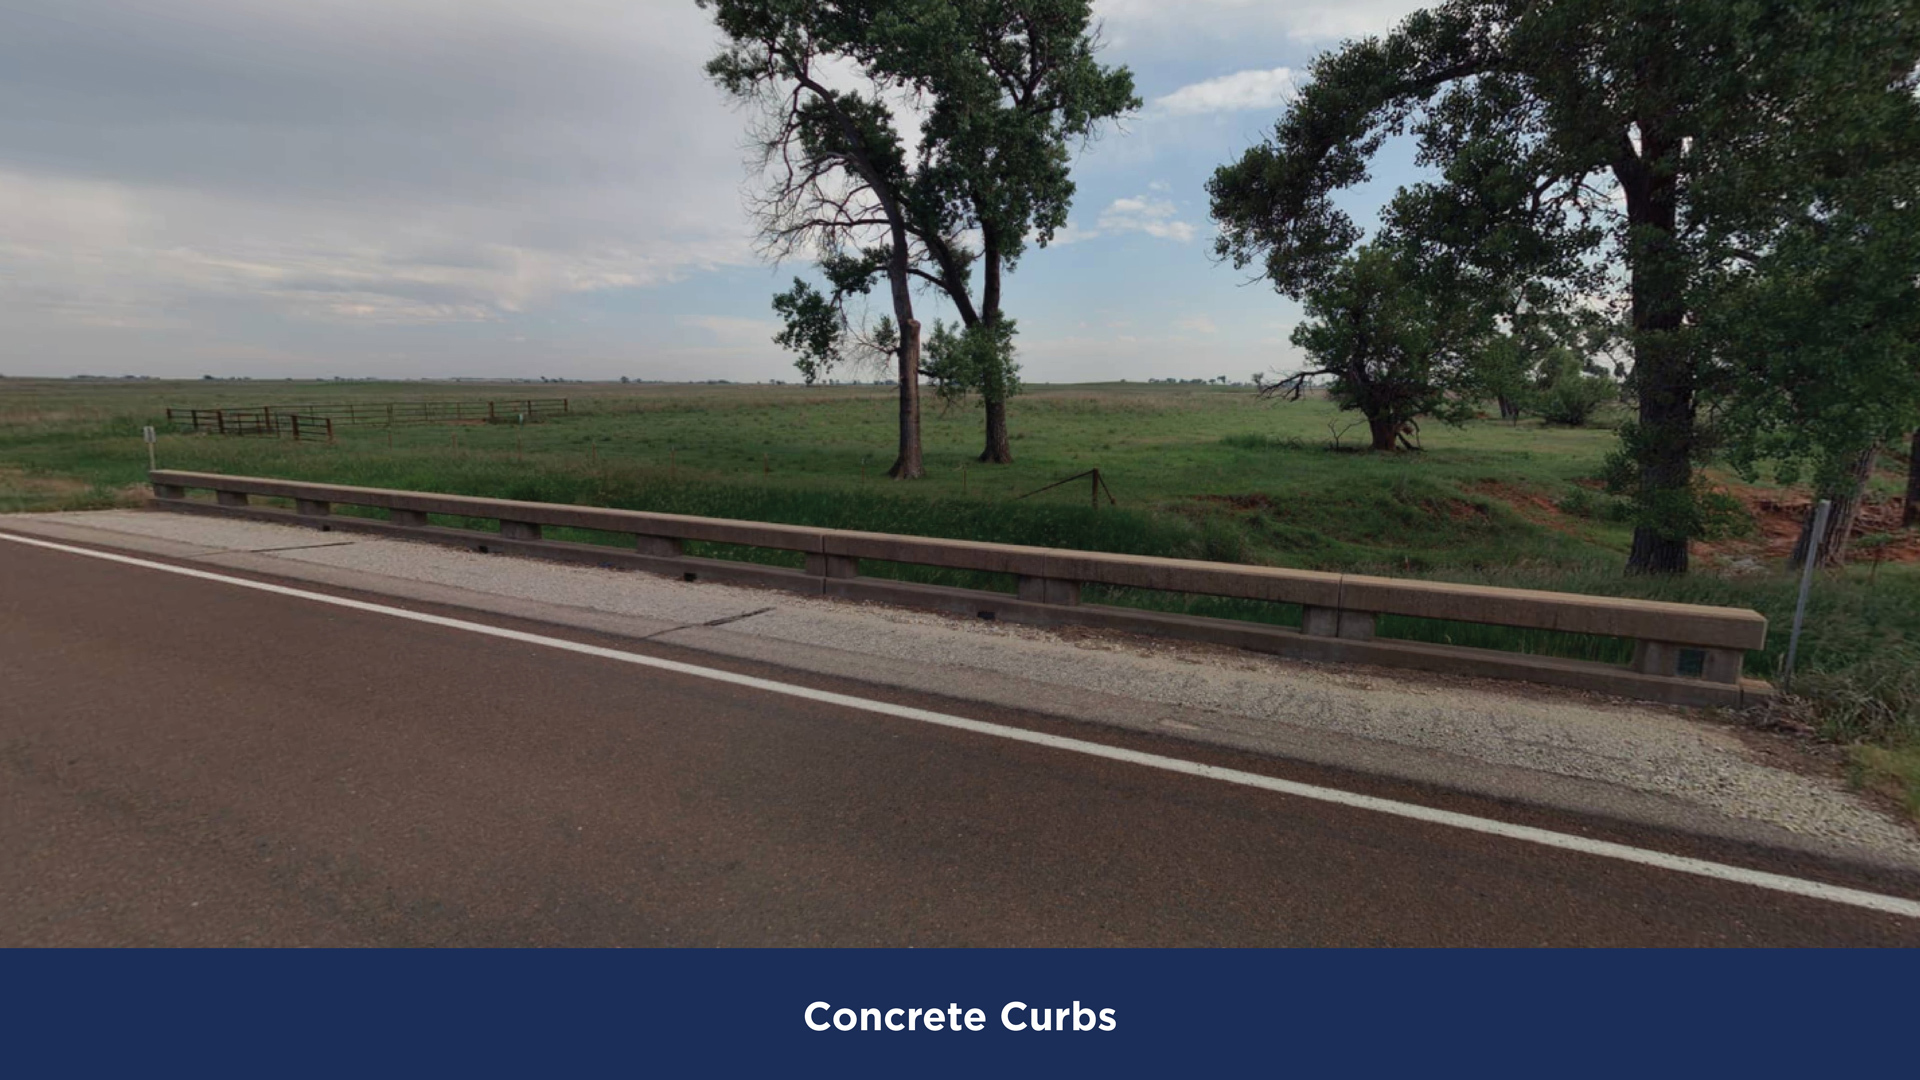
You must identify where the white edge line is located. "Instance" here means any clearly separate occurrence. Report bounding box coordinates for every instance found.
[5,527,1918,922]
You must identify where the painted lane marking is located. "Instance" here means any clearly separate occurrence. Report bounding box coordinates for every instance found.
[5,527,1918,920]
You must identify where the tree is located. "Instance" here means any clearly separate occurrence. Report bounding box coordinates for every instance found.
[1209,0,1920,573]
[1469,309,1598,422]
[704,0,1133,473]
[847,0,1134,464]
[1260,244,1481,451]
[1701,91,1920,565]
[1472,331,1534,422]
[1907,430,1920,530]
[703,0,933,478]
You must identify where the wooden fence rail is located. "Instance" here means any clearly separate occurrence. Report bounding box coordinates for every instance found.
[164,408,332,441]
[166,399,568,435]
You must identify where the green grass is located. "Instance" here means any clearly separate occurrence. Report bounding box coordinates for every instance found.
[4,375,1917,817]
[1852,744,1920,820]
[0,377,1632,570]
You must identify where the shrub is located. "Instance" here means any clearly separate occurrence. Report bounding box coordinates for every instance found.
[1556,485,1632,522]
[1536,374,1616,426]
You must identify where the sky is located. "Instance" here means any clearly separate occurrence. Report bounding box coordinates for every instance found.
[0,0,1433,382]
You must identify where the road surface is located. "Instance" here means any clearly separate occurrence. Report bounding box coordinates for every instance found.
[3,532,1917,946]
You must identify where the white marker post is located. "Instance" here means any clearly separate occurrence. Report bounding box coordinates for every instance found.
[1782,498,1832,693]
[142,425,157,472]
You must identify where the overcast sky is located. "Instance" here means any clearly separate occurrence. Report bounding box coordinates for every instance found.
[0,0,1430,382]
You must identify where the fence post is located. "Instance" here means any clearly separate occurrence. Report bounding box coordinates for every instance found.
[291,414,301,442]
[1782,498,1832,692]
[216,409,226,435]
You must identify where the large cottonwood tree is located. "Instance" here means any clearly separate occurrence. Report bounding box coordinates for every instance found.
[703,0,1133,472]
[1209,0,1920,573]
[901,0,1136,463]
[704,0,932,476]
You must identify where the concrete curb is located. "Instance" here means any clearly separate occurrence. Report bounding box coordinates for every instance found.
[148,488,1769,709]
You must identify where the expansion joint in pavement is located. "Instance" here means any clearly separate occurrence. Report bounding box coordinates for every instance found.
[638,605,778,640]
[185,540,360,558]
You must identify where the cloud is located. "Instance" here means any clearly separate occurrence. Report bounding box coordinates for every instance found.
[0,0,758,368]
[1172,314,1219,335]
[1048,197,1199,245]
[1096,196,1197,243]
[1095,0,1429,51]
[681,314,783,348]
[1153,67,1296,115]
[1045,221,1102,246]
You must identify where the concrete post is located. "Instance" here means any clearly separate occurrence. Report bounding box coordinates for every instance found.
[1016,575,1081,605]
[807,553,861,579]
[499,520,541,541]
[389,508,430,528]
[1303,606,1375,640]
[152,483,186,500]
[215,490,249,508]
[636,535,684,558]
[295,499,331,517]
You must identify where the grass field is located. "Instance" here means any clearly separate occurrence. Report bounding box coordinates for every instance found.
[4,375,1916,815]
[0,376,1643,562]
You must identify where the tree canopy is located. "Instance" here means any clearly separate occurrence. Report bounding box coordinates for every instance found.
[1262,243,1485,451]
[1209,0,1920,573]
[703,0,1134,469]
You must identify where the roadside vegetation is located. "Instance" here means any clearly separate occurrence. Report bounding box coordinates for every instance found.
[4,375,1917,819]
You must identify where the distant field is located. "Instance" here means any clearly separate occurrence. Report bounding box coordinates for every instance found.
[4,375,1917,816]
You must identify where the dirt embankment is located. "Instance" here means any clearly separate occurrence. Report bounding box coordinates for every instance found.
[1701,490,1920,566]
[1471,476,1920,568]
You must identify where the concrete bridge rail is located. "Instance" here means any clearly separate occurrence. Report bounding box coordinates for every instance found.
[147,469,1772,708]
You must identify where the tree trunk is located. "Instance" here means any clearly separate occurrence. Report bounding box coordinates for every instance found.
[888,319,924,479]
[1617,119,1694,575]
[1905,428,1920,529]
[979,394,1013,464]
[1497,394,1519,422]
[975,239,1013,464]
[1791,443,1879,568]
[1367,414,1399,452]
[881,204,924,479]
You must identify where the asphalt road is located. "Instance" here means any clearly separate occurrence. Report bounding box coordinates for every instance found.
[4,535,1918,946]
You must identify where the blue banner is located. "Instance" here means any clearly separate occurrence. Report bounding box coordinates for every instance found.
[6,950,1911,1075]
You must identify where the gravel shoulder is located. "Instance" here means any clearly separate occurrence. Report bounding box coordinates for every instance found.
[9,507,1919,871]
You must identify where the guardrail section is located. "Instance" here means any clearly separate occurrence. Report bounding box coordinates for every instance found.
[147,470,1772,708]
